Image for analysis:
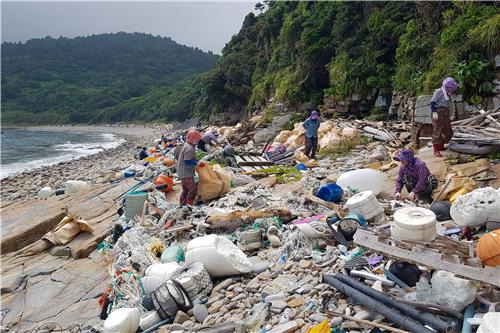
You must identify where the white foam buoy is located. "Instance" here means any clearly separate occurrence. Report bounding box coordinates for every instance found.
[38,186,55,199]
[391,207,437,242]
[450,187,500,228]
[65,180,89,194]
[345,190,384,220]
[336,169,383,195]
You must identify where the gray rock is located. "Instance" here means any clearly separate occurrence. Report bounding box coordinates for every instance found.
[271,300,288,311]
[174,310,190,324]
[231,294,246,302]
[265,293,288,303]
[297,283,313,295]
[310,313,328,322]
[252,261,270,274]
[50,246,72,257]
[330,317,343,326]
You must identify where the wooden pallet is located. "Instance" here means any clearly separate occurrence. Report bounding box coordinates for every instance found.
[354,229,500,287]
[235,155,275,172]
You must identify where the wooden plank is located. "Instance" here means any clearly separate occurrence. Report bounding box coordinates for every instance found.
[354,229,500,287]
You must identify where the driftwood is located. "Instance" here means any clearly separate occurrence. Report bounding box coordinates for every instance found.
[303,192,345,218]
[205,207,293,229]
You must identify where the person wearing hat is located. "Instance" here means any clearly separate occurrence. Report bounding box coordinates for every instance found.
[430,77,458,157]
[303,110,321,159]
[198,130,221,152]
[177,130,202,206]
[394,149,438,203]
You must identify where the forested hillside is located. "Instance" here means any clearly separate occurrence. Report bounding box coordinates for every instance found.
[2,2,499,125]
[178,1,497,123]
[1,32,218,124]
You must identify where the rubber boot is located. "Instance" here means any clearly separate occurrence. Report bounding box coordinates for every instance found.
[433,144,442,157]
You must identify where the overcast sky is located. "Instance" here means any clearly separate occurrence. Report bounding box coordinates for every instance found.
[1,1,257,54]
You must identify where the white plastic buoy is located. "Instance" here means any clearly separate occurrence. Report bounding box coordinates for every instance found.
[103,308,140,333]
[336,169,383,195]
[450,187,500,227]
[391,207,437,242]
[65,180,89,194]
[345,191,384,220]
[38,186,55,199]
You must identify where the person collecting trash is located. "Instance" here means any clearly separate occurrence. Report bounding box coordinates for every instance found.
[177,129,202,206]
[138,147,148,160]
[430,77,458,157]
[393,149,438,203]
[198,131,221,152]
[302,110,320,159]
[213,145,238,167]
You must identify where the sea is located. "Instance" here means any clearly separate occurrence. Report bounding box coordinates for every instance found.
[0,128,125,179]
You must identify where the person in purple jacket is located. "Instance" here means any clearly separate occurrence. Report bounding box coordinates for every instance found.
[393,149,438,203]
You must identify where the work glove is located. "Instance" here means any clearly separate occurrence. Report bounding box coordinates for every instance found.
[432,112,438,121]
[394,192,401,200]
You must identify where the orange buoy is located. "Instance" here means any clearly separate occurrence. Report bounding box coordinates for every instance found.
[477,230,500,267]
[162,158,176,167]
[154,175,174,193]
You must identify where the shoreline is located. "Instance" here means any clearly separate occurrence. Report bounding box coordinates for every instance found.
[1,125,159,201]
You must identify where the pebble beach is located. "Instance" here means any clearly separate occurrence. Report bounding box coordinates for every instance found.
[1,125,158,201]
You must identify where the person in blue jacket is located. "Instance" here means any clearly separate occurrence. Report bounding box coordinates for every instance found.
[302,110,321,159]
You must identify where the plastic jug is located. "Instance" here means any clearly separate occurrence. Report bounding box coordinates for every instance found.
[315,183,343,203]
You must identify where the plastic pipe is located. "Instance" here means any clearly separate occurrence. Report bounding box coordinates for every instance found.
[324,275,435,333]
[461,303,475,333]
[333,273,453,333]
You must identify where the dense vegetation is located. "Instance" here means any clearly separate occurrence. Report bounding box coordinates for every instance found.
[127,1,498,123]
[2,2,499,125]
[1,32,217,124]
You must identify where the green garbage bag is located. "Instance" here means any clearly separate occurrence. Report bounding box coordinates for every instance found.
[160,244,185,263]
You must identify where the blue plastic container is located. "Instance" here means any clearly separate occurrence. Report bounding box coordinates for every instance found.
[124,170,136,178]
[295,163,308,171]
[315,183,343,203]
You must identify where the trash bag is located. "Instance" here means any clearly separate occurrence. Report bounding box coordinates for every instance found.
[197,163,232,201]
[102,308,140,333]
[185,235,253,277]
[275,130,293,143]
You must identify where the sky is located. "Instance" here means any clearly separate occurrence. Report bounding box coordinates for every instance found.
[1,1,257,54]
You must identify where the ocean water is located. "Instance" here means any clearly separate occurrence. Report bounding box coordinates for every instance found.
[0,129,125,179]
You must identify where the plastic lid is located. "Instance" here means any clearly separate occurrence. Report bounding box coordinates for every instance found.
[393,207,436,230]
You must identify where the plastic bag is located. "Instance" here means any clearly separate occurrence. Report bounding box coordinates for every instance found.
[196,163,231,201]
[160,244,185,263]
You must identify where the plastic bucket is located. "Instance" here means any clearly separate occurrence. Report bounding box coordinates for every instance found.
[315,183,343,203]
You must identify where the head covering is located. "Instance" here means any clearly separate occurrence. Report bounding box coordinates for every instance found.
[310,111,319,120]
[186,130,202,145]
[393,149,415,163]
[442,77,458,93]
[224,145,236,156]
